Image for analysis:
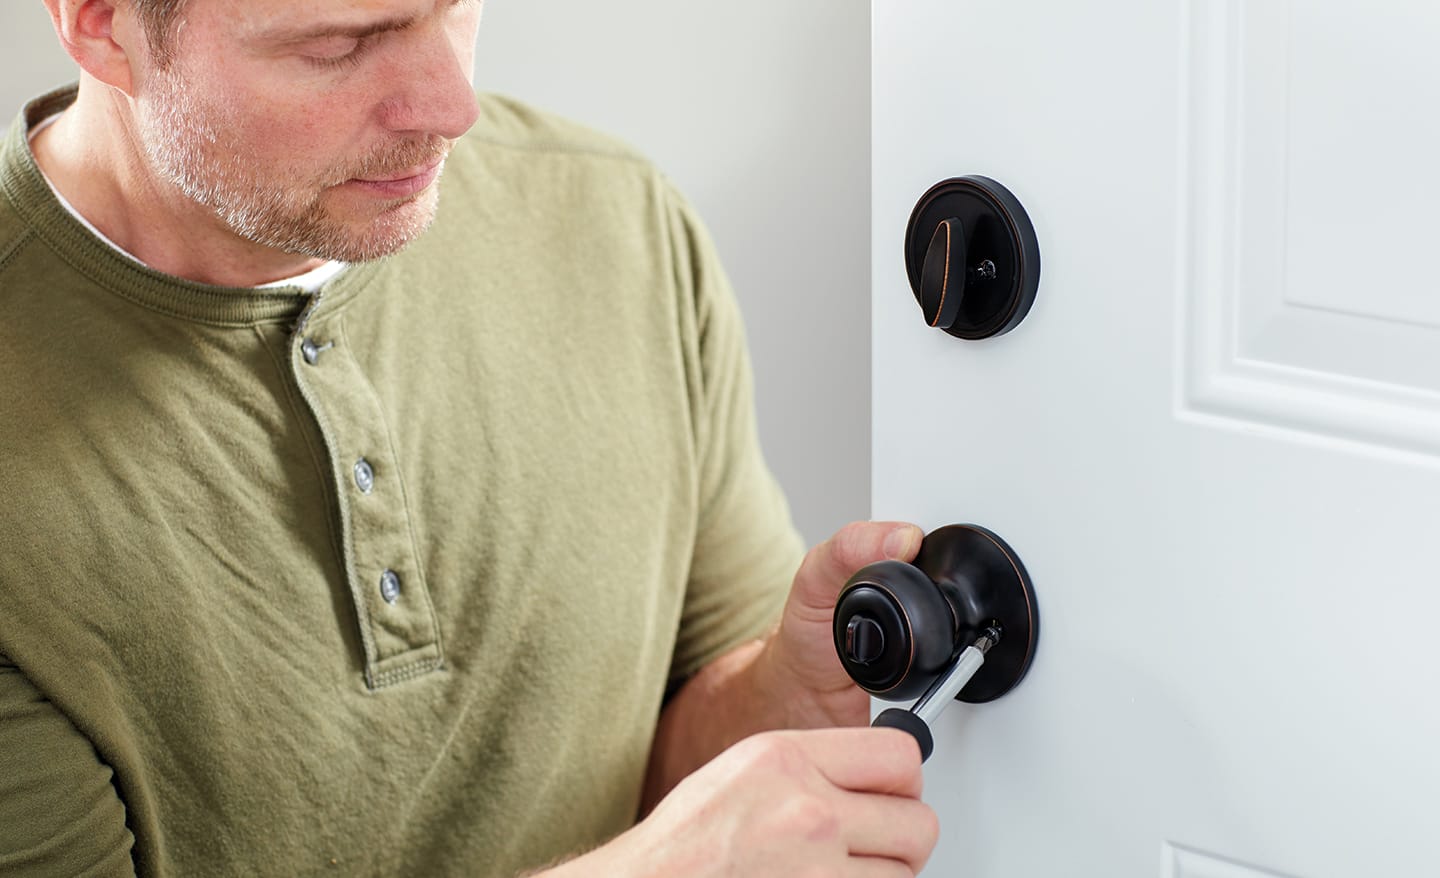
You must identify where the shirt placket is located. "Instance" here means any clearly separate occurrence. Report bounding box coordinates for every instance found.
[290,296,443,689]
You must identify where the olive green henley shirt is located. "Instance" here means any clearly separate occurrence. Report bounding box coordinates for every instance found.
[0,85,803,877]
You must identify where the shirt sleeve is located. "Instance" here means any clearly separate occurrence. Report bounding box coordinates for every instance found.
[0,657,136,877]
[662,181,808,686]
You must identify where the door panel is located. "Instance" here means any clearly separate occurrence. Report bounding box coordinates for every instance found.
[872,2,1440,875]
[1182,0,1440,458]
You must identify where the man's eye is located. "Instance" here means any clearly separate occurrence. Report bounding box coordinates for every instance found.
[303,37,371,69]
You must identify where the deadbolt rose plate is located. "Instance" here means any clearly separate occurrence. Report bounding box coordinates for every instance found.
[904,176,1041,340]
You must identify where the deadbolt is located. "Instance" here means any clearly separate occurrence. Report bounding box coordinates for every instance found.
[905,176,1041,339]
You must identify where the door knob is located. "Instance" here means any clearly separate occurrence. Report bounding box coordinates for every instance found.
[832,524,1040,760]
[905,176,1041,339]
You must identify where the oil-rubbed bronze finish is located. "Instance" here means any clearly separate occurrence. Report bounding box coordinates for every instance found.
[832,524,1039,704]
[904,177,1041,339]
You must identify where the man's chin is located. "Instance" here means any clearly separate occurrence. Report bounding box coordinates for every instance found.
[266,192,440,263]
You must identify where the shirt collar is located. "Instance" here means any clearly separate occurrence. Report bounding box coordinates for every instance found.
[1,84,379,327]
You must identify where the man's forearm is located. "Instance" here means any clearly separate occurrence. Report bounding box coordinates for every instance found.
[638,633,869,813]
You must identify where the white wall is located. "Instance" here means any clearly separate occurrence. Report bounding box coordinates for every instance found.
[471,1,872,546]
[1,2,871,546]
[0,6,75,117]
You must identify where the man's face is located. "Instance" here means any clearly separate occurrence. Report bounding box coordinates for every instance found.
[134,0,483,263]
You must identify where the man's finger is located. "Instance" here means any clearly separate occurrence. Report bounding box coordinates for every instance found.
[837,790,939,873]
[780,727,925,798]
[844,857,921,878]
[790,521,923,613]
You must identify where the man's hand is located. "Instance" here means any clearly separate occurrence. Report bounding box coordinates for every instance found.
[562,527,938,877]
[553,727,939,878]
[756,521,924,727]
[640,521,925,810]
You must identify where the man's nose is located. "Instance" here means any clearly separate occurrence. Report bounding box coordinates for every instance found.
[379,34,481,140]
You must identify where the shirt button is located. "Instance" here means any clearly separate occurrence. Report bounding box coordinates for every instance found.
[380,569,402,604]
[300,337,333,365]
[353,458,375,494]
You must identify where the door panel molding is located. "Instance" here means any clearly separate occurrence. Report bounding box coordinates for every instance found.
[1163,842,1296,878]
[1177,0,1440,463]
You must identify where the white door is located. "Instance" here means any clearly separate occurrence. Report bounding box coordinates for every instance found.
[872,2,1440,876]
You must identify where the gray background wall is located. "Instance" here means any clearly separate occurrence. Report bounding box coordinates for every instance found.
[0,2,870,547]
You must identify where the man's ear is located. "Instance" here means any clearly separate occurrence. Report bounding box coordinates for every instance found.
[43,0,148,96]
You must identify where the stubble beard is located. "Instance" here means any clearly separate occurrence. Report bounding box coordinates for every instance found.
[138,66,451,264]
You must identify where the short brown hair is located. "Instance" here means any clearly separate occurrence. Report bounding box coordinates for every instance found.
[128,0,189,63]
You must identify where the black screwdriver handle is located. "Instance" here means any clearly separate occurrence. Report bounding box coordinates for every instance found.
[872,707,934,763]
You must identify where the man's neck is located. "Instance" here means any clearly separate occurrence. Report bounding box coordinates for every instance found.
[30,79,327,288]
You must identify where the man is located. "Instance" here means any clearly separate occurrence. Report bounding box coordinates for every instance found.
[0,0,939,874]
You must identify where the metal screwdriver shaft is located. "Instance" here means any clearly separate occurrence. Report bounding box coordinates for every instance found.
[871,626,1003,762]
[911,626,1001,727]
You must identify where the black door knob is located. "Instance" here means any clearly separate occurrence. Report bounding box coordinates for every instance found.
[832,524,1039,704]
[905,176,1041,339]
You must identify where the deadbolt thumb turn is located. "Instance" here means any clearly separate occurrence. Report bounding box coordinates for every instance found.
[832,524,1039,761]
[905,177,1041,339]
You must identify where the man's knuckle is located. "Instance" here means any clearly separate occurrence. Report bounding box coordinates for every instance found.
[732,731,802,775]
[885,802,939,873]
[775,793,840,842]
[725,734,769,770]
[832,520,876,567]
[917,803,940,849]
